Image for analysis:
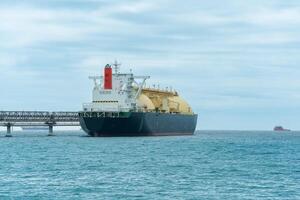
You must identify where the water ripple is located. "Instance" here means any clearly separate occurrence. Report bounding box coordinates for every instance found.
[0,130,299,199]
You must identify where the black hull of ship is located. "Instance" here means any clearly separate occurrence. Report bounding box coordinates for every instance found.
[79,112,198,137]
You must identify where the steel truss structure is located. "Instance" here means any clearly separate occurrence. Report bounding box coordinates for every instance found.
[0,111,80,136]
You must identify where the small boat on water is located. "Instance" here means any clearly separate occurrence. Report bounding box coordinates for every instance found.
[273,126,291,132]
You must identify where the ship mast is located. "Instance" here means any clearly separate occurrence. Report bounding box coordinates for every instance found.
[112,60,121,74]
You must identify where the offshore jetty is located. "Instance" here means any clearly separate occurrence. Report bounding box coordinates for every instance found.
[0,111,79,137]
[0,61,197,137]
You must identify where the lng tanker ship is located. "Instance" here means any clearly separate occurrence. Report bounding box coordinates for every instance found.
[79,62,197,136]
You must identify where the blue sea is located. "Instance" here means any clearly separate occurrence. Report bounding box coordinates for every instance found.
[0,130,299,199]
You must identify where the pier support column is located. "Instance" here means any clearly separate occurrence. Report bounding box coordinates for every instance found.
[5,123,12,137]
[48,125,54,136]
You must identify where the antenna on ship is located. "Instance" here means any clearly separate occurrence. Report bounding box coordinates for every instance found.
[112,60,121,74]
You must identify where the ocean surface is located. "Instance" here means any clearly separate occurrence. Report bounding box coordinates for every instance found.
[0,130,299,200]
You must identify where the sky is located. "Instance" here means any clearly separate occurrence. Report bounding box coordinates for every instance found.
[0,0,300,130]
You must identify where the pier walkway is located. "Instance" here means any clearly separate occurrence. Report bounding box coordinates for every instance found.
[0,111,79,137]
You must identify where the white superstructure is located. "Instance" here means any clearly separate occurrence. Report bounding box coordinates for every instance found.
[83,62,149,112]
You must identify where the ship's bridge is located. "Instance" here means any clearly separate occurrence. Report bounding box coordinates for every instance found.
[83,63,149,112]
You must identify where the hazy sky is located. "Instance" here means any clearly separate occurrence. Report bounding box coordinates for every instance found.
[1,0,300,130]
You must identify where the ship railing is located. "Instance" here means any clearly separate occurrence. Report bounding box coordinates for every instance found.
[83,103,122,113]
[0,111,79,122]
[79,111,125,118]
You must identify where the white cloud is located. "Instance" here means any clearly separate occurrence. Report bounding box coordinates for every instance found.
[0,54,38,76]
[0,4,154,48]
[114,2,156,13]
[171,7,300,28]
[0,56,17,68]
[0,7,89,47]
[246,8,300,26]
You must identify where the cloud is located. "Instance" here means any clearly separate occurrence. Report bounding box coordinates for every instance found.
[0,1,163,48]
[0,54,39,77]
[0,56,17,68]
[0,6,141,48]
[113,2,156,13]
[1,0,300,129]
[246,8,300,26]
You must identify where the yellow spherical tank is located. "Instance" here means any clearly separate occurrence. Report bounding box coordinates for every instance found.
[137,94,155,110]
[168,96,193,114]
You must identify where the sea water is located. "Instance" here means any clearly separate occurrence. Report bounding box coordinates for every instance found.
[0,131,299,200]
